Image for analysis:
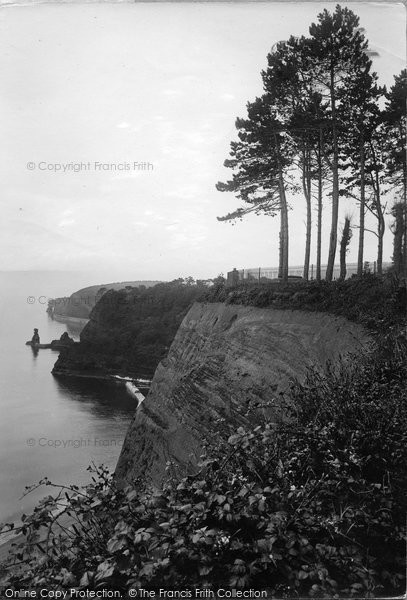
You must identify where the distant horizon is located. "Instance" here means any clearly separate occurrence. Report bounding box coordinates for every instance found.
[1,258,391,273]
[1,259,392,282]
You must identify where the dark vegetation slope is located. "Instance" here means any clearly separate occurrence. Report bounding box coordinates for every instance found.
[48,281,160,320]
[53,280,209,379]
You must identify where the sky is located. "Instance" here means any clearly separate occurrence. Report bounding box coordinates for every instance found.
[0,1,405,283]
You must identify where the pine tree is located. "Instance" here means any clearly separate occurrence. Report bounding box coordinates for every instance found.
[365,128,388,276]
[383,70,407,202]
[216,95,294,281]
[383,70,407,280]
[217,5,388,284]
[262,36,330,280]
[307,5,375,281]
[339,69,384,277]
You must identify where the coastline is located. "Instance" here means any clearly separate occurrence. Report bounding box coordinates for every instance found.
[52,370,150,394]
[51,314,89,329]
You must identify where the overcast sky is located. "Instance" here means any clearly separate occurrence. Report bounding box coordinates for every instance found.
[0,1,405,282]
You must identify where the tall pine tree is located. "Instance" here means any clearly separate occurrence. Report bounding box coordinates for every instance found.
[307,5,375,281]
[216,95,294,281]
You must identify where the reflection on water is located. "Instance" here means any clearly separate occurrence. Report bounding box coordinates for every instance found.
[53,376,139,419]
[0,272,141,526]
[30,345,39,359]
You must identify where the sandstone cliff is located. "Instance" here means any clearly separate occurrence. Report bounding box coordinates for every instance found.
[115,302,371,486]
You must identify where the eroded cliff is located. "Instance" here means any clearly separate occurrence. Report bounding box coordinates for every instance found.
[115,302,371,486]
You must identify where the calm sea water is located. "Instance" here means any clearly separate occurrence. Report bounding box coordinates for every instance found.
[0,271,138,526]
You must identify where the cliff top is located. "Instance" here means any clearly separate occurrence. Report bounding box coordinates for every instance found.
[205,273,406,332]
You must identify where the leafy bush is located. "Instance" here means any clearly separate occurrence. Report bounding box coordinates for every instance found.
[2,330,406,597]
[205,274,406,332]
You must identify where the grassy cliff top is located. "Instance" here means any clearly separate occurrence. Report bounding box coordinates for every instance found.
[205,274,406,332]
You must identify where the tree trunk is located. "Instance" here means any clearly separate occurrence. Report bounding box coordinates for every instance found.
[402,121,407,283]
[377,224,384,275]
[370,178,384,276]
[316,129,323,282]
[377,213,385,276]
[368,143,385,276]
[392,203,404,276]
[278,174,289,282]
[357,138,365,277]
[373,167,385,276]
[302,144,312,281]
[340,216,352,280]
[326,72,339,282]
[274,133,289,282]
[400,122,407,205]
[404,203,407,281]
[278,223,283,279]
[404,200,407,283]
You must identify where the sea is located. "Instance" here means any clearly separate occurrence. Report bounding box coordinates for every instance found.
[0,270,139,528]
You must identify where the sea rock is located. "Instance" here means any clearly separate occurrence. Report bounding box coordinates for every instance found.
[50,332,75,349]
[25,332,75,350]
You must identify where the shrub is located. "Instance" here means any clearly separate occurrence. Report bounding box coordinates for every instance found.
[205,274,406,332]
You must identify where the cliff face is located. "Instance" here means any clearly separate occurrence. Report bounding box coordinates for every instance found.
[115,302,371,486]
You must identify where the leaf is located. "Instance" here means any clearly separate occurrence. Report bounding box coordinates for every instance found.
[79,571,94,588]
[114,520,133,535]
[107,536,128,553]
[95,561,115,583]
[60,568,76,586]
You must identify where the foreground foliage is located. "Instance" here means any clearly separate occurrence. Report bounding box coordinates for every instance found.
[2,327,406,597]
